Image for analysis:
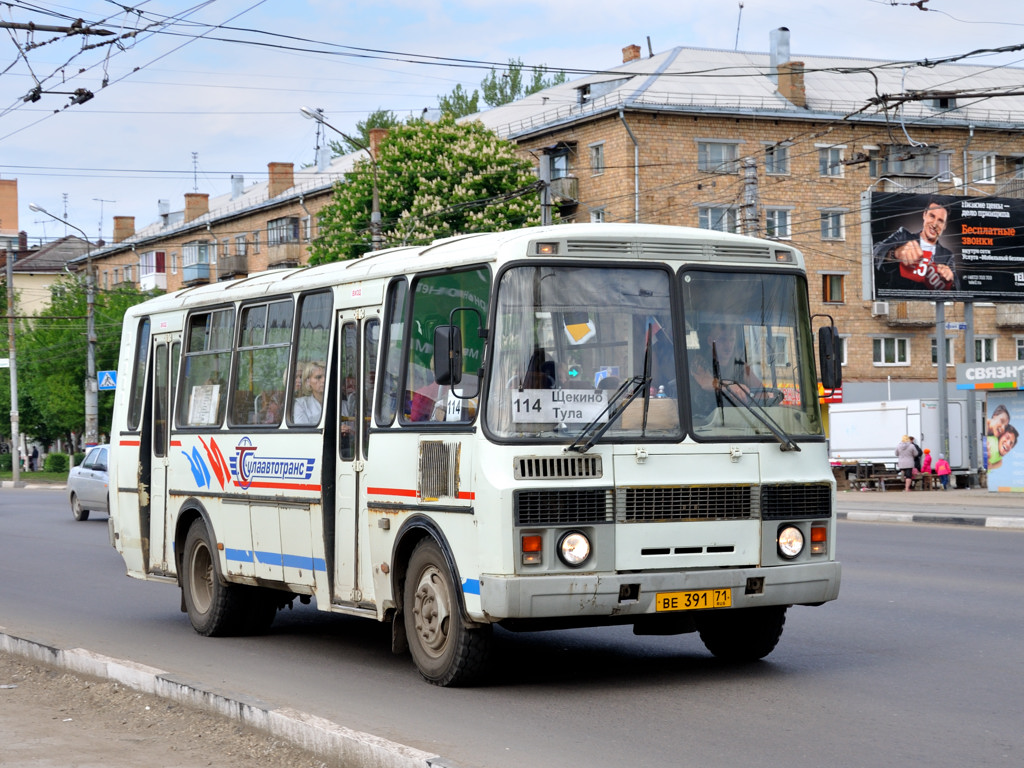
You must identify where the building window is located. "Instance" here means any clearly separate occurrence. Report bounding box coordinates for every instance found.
[171,252,178,275]
[873,337,909,366]
[113,268,121,285]
[818,146,844,177]
[931,337,955,366]
[589,142,605,176]
[822,274,845,303]
[103,271,109,290]
[221,238,230,257]
[140,251,165,277]
[1016,337,1024,360]
[234,235,247,256]
[124,265,133,283]
[698,206,739,233]
[764,143,790,175]
[268,217,300,246]
[697,141,740,173]
[252,231,260,253]
[590,207,606,223]
[550,149,571,179]
[971,153,996,184]
[975,337,996,362]
[765,208,791,239]
[820,210,845,240]
[302,216,312,242]
[183,241,211,267]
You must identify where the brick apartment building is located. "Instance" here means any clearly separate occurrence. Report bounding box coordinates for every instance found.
[80,27,1024,406]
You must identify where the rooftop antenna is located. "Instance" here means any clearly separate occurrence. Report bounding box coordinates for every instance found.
[734,2,744,50]
[93,198,115,242]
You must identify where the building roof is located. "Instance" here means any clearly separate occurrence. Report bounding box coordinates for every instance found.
[11,235,90,273]
[474,41,1024,139]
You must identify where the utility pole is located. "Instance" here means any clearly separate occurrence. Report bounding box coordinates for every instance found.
[538,152,553,226]
[5,247,22,485]
[742,157,759,236]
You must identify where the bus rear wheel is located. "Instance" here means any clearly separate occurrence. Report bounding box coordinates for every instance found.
[403,538,492,687]
[181,518,249,637]
[696,605,787,662]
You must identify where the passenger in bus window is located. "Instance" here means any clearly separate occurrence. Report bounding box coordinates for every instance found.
[293,362,325,424]
[688,321,761,417]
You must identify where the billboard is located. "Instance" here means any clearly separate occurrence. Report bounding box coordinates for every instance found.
[871,192,1024,302]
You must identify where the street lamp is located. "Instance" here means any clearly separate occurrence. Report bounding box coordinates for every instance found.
[28,203,98,448]
[300,106,382,251]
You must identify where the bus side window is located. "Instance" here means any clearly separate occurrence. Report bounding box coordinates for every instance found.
[339,322,357,460]
[289,292,332,427]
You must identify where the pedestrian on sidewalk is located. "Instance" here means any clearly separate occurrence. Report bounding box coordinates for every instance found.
[896,435,917,491]
[935,453,952,490]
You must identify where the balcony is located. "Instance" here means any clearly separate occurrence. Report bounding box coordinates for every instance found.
[267,241,302,268]
[139,271,167,291]
[182,263,210,285]
[218,254,248,280]
[996,303,1024,328]
[549,175,578,204]
[886,301,938,326]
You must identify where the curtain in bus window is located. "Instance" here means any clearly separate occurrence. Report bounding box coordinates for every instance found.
[290,292,332,426]
[177,309,233,427]
[233,299,293,427]
[404,267,490,424]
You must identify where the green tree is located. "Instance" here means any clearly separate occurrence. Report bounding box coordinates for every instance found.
[328,108,403,156]
[438,58,568,118]
[309,116,544,264]
[15,277,156,445]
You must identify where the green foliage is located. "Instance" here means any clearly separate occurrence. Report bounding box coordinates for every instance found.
[309,116,544,264]
[43,452,68,474]
[0,453,11,471]
[328,108,403,156]
[73,451,86,467]
[438,84,480,119]
[481,58,568,107]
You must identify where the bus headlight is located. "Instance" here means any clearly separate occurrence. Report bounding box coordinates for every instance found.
[777,526,804,559]
[558,531,591,567]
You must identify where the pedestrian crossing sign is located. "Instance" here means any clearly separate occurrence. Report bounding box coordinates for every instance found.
[98,370,117,390]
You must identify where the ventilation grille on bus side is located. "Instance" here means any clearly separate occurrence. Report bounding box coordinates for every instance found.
[760,483,832,520]
[617,485,754,522]
[514,455,603,480]
[418,441,460,501]
[713,244,771,260]
[515,489,615,525]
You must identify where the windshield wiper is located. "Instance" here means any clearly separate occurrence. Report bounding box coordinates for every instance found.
[715,380,800,452]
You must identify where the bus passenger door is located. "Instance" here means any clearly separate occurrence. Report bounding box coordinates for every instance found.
[333,314,377,606]
[147,338,178,574]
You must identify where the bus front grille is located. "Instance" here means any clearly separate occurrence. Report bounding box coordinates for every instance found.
[760,483,832,520]
[514,455,603,480]
[617,485,754,522]
[515,489,614,526]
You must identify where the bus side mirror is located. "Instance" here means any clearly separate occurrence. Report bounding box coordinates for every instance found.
[818,325,842,390]
[434,325,463,386]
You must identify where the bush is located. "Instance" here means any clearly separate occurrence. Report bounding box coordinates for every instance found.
[73,452,86,468]
[44,453,69,474]
[0,453,11,471]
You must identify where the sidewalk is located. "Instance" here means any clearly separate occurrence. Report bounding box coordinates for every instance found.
[836,485,1024,529]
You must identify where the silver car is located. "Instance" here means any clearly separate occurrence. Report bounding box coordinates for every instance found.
[67,445,109,521]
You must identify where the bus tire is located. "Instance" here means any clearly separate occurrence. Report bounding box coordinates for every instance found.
[242,588,279,635]
[696,605,787,662]
[403,538,492,687]
[181,518,248,637]
[70,493,89,522]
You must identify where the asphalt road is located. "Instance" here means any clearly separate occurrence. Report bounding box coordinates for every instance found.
[2,488,1023,768]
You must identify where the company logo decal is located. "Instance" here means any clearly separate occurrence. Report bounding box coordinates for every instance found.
[182,436,230,490]
[228,437,315,490]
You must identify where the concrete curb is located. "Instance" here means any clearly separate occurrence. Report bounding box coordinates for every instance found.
[0,628,447,768]
[838,511,1024,529]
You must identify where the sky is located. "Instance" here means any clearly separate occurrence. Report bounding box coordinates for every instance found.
[2,0,1023,246]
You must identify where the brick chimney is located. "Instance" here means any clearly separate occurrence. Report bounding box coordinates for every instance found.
[778,61,807,107]
[368,128,389,160]
[112,216,135,243]
[622,44,641,63]
[184,193,209,223]
[267,162,294,198]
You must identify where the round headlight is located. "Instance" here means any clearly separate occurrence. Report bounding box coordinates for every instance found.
[558,531,591,567]
[777,526,805,559]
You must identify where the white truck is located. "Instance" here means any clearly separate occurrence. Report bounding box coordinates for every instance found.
[827,398,976,472]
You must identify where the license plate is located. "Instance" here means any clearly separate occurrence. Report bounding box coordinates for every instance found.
[655,588,732,612]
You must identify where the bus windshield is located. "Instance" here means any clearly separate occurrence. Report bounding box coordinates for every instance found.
[485,264,823,442]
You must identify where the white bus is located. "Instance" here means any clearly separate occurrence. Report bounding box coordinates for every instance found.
[108,223,842,686]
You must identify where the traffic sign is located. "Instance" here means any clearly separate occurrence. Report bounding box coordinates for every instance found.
[98,370,117,390]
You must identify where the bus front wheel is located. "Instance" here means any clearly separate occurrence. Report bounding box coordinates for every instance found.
[696,605,787,662]
[403,538,492,687]
[181,518,249,637]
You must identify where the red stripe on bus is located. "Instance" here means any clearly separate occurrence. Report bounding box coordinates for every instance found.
[366,487,419,498]
[170,440,182,447]
[457,491,476,500]
[119,440,141,447]
[232,481,323,492]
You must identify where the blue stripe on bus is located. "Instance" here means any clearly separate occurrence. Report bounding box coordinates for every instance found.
[462,578,481,595]
[224,548,326,572]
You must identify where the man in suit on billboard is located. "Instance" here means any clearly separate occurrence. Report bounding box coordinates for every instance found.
[873,199,957,293]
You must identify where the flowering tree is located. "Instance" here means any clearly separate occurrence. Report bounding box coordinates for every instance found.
[309,116,544,264]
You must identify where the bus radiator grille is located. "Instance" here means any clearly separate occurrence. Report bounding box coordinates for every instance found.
[513,455,603,480]
[760,483,833,520]
[418,441,461,501]
[514,489,615,526]
[616,485,754,522]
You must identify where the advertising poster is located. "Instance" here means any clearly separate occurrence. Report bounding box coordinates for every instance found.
[871,192,1024,302]
[983,390,1024,493]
